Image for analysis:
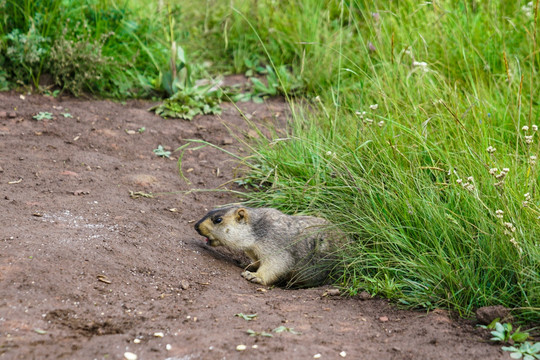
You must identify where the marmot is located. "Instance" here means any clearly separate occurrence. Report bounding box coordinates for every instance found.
[194,206,340,287]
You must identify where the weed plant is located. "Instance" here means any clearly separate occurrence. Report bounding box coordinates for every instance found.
[0,0,196,97]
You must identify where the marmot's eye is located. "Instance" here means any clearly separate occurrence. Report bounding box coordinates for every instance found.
[213,217,222,224]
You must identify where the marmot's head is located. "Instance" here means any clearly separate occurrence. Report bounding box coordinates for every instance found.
[194,207,254,250]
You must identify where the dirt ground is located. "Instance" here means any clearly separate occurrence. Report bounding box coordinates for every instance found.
[0,90,506,359]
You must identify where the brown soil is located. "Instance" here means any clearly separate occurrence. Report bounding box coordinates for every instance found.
[0,91,504,360]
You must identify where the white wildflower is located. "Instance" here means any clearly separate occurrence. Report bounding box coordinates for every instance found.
[364,118,373,124]
[532,124,538,131]
[503,222,516,233]
[456,178,463,184]
[530,155,537,165]
[486,146,497,154]
[378,121,385,127]
[467,176,474,182]
[525,135,534,144]
[524,193,531,201]
[522,125,529,131]
[412,61,429,72]
[495,170,508,180]
[509,238,522,254]
[369,104,379,110]
[495,210,504,218]
[522,1,534,18]
[489,168,498,175]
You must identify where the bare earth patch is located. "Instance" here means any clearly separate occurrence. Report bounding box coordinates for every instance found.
[0,92,504,359]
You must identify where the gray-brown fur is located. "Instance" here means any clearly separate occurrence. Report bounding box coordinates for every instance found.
[194,206,340,287]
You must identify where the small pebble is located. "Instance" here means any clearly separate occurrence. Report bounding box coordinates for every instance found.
[314,354,322,359]
[340,351,347,357]
[166,344,172,351]
[133,339,141,344]
[123,352,137,360]
[252,345,258,349]
[379,316,389,322]
[324,288,340,297]
[180,280,189,290]
[153,332,164,338]
[236,344,247,351]
[358,291,371,300]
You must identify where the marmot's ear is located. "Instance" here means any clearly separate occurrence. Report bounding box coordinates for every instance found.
[235,208,249,223]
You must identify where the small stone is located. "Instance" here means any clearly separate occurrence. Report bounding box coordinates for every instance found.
[246,129,259,139]
[125,129,136,135]
[133,339,141,344]
[379,316,389,322]
[236,344,247,351]
[323,288,340,297]
[358,291,371,300]
[340,351,347,357]
[252,345,258,349]
[123,352,137,360]
[0,111,6,118]
[153,332,164,338]
[476,305,511,325]
[180,280,189,290]
[8,112,16,118]
[313,354,322,359]
[166,344,172,351]
[220,137,234,145]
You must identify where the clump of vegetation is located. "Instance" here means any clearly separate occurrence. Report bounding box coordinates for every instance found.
[48,30,113,96]
[33,112,53,121]
[149,82,222,120]
[0,0,189,98]
[481,320,531,344]
[503,342,540,360]
[153,145,171,158]
[3,26,48,86]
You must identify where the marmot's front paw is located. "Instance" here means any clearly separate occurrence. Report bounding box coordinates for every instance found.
[241,271,263,284]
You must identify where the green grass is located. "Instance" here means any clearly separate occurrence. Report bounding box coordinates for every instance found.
[1,0,539,321]
[0,0,207,97]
